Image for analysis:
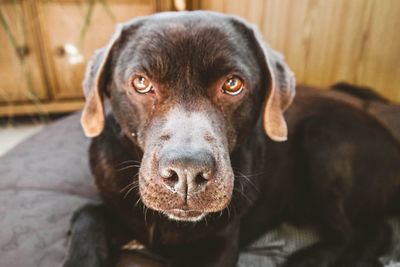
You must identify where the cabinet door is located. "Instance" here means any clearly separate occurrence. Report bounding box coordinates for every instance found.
[0,1,48,104]
[38,0,157,100]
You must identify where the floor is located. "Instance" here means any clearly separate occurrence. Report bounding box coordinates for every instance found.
[0,123,44,156]
[0,113,68,156]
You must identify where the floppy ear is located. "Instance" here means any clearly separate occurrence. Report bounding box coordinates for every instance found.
[80,24,124,137]
[229,16,295,141]
[261,40,296,141]
[245,22,296,142]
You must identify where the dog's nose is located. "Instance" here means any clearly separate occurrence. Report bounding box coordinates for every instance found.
[159,148,216,195]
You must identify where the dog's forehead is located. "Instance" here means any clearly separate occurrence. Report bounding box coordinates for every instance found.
[143,11,234,33]
[117,12,255,86]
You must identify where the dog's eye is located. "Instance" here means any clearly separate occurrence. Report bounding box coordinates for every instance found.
[222,76,243,95]
[131,76,153,94]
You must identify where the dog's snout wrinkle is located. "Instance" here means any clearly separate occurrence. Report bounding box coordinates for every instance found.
[159,147,216,196]
[159,133,171,141]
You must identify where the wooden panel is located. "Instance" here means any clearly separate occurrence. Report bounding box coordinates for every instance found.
[0,1,48,103]
[0,100,84,117]
[357,1,400,102]
[38,0,156,100]
[200,0,400,102]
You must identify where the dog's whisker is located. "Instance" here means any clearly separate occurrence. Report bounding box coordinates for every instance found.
[116,160,142,167]
[123,183,140,199]
[236,177,258,193]
[135,197,142,207]
[233,188,252,205]
[123,187,136,199]
[144,206,149,227]
[119,177,140,193]
[117,165,141,171]
[234,171,260,192]
[119,172,139,183]
[233,169,266,178]
[141,203,147,219]
[237,177,258,193]
[120,182,135,193]
[240,181,245,194]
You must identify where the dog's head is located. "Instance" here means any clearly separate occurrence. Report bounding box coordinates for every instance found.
[81,11,295,222]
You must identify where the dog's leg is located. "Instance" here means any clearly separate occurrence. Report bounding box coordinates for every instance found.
[164,225,240,267]
[62,203,110,267]
[172,238,239,267]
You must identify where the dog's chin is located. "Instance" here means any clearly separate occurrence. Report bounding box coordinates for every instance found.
[164,209,207,222]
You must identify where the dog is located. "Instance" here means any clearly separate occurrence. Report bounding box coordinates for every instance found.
[63,11,400,267]
[330,83,400,144]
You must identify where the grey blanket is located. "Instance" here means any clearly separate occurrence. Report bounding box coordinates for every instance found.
[0,113,399,267]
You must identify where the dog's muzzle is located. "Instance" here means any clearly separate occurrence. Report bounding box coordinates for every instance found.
[138,109,234,222]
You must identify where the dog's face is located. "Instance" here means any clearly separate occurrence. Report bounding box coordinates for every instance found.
[81,11,295,221]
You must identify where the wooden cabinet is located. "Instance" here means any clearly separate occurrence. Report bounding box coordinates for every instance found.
[38,0,157,100]
[0,0,172,116]
[0,1,48,106]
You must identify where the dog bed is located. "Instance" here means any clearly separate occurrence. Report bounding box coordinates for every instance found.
[0,112,399,267]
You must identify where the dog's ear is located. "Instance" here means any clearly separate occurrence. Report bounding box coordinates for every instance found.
[81,48,107,137]
[253,29,296,141]
[231,17,296,141]
[80,26,124,137]
[81,18,144,137]
[260,40,296,141]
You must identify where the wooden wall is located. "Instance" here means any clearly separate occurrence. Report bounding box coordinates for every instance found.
[199,0,400,102]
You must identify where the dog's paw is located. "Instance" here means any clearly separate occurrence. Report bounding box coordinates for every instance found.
[62,259,104,267]
[61,248,109,267]
[62,203,109,267]
[62,257,107,267]
[61,245,109,267]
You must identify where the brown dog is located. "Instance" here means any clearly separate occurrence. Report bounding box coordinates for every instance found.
[63,11,400,267]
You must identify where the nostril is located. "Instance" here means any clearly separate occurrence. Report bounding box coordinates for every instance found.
[162,169,179,187]
[195,173,209,186]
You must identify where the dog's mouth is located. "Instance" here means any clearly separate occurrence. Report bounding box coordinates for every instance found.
[139,171,233,223]
[164,209,206,222]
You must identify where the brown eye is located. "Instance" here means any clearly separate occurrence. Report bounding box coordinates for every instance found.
[222,76,244,95]
[131,75,153,94]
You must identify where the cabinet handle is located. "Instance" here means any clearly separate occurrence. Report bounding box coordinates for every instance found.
[54,46,66,57]
[16,45,30,60]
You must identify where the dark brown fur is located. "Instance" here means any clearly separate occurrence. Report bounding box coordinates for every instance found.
[64,11,400,267]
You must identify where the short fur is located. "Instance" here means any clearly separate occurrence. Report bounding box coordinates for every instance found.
[64,11,400,267]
